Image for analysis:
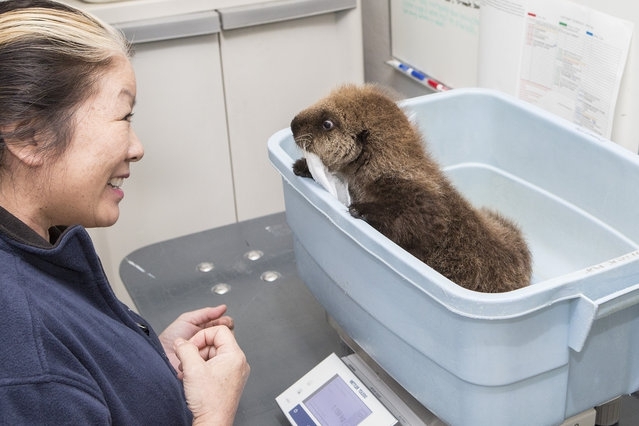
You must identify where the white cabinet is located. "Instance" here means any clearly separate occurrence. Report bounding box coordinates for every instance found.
[67,0,363,308]
[89,32,235,308]
[218,1,364,220]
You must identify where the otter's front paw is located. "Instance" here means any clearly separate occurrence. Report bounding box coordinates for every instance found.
[293,158,313,178]
[348,205,366,220]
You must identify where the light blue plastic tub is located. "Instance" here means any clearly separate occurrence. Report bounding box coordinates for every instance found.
[267,88,639,426]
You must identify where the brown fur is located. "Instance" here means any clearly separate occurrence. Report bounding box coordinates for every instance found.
[291,84,531,292]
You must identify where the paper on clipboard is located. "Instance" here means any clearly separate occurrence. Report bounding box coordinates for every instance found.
[479,0,633,139]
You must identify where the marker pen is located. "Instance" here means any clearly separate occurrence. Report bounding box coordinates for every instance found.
[427,78,449,91]
[386,59,450,91]
[391,60,425,81]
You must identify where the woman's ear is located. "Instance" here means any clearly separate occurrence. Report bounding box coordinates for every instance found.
[0,130,45,167]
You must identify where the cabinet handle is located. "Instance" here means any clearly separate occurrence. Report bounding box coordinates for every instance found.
[218,0,357,30]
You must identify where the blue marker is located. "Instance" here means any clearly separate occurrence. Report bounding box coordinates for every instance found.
[388,59,426,81]
[410,69,426,81]
[386,59,449,91]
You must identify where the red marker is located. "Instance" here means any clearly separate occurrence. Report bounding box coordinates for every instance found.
[427,79,449,91]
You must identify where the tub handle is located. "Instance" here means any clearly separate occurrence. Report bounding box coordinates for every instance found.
[569,283,639,352]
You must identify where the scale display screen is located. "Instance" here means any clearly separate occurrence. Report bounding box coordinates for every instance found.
[305,374,372,424]
[276,353,397,426]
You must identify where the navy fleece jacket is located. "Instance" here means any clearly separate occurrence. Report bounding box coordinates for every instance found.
[0,207,192,425]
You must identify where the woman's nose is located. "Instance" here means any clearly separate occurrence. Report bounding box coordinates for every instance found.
[128,130,144,162]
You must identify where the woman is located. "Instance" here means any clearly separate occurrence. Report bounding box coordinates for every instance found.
[0,1,249,424]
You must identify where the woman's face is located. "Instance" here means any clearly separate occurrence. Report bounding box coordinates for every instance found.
[42,54,143,231]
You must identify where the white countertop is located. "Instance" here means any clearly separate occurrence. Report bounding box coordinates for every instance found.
[57,0,358,42]
[58,0,274,24]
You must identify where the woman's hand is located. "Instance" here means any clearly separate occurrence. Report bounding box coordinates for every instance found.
[174,326,250,426]
[159,305,234,372]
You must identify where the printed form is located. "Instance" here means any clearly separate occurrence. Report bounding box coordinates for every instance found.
[480,0,633,138]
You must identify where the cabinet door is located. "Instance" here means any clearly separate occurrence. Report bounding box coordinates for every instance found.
[220,4,364,221]
[90,34,235,308]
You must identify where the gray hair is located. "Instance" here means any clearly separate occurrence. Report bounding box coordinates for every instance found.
[0,0,132,166]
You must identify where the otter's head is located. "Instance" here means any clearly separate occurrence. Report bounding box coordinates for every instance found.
[290,84,415,177]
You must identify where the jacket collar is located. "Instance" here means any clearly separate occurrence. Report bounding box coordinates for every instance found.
[0,205,66,248]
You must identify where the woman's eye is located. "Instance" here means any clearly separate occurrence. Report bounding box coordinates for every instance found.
[322,120,334,130]
[123,112,135,122]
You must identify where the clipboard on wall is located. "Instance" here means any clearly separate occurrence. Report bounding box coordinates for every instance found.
[389,0,636,151]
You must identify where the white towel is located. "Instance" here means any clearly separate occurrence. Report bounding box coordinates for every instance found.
[304,151,351,206]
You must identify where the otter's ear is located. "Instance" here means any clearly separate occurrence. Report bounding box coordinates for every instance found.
[356,129,370,145]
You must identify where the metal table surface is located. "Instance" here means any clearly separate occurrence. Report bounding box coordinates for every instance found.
[119,212,349,425]
[120,212,639,426]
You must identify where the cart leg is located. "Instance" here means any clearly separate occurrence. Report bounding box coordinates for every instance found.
[595,396,621,426]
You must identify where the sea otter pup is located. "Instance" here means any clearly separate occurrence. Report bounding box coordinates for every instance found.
[291,84,531,292]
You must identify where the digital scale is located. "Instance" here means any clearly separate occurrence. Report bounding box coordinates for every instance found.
[277,352,446,426]
[277,353,397,426]
[276,352,597,426]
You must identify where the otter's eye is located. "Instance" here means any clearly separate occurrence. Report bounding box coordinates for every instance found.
[322,120,334,130]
